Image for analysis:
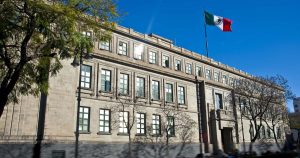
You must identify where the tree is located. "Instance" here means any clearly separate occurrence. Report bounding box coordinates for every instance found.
[109,94,142,158]
[0,0,118,117]
[233,75,294,153]
[289,113,300,146]
[262,103,289,151]
[133,104,197,158]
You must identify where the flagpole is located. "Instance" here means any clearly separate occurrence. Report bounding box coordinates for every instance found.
[204,12,209,57]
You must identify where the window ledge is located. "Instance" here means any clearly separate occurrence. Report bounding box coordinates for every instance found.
[167,135,176,138]
[99,90,113,94]
[136,96,146,99]
[79,131,91,134]
[117,133,129,136]
[135,134,146,136]
[118,53,128,56]
[151,134,162,137]
[97,132,112,135]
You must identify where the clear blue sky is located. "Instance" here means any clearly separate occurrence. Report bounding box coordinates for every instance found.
[117,0,300,111]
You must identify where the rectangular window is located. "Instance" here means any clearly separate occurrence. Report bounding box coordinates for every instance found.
[152,114,161,135]
[277,127,281,139]
[175,60,181,71]
[119,73,129,95]
[136,77,145,98]
[214,71,220,82]
[222,75,228,84]
[101,69,111,92]
[119,111,129,134]
[186,63,192,74]
[267,128,271,138]
[149,51,157,64]
[99,109,110,133]
[162,55,170,68]
[118,41,127,55]
[178,86,185,105]
[229,77,234,86]
[261,126,266,139]
[167,116,175,136]
[134,44,143,60]
[250,125,254,140]
[215,93,223,109]
[136,113,146,135]
[205,69,211,80]
[165,83,173,102]
[81,65,92,89]
[196,66,202,76]
[79,106,90,132]
[52,150,66,158]
[99,40,110,51]
[82,31,92,38]
[151,80,160,100]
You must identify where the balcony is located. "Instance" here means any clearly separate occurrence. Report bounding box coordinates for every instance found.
[216,109,235,121]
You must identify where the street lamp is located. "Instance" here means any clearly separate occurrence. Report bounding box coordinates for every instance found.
[72,46,92,158]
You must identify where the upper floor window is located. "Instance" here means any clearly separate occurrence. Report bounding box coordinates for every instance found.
[119,111,129,134]
[119,73,129,95]
[205,69,211,80]
[165,83,173,102]
[215,93,223,109]
[186,63,192,74]
[229,77,234,86]
[99,40,110,51]
[151,80,160,100]
[222,75,228,84]
[162,55,170,68]
[178,86,185,105]
[79,106,90,132]
[136,77,145,98]
[136,113,146,135]
[134,44,143,60]
[152,114,161,135]
[149,51,157,64]
[167,116,175,136]
[196,66,202,76]
[118,41,127,55]
[81,65,92,89]
[82,31,92,38]
[214,71,220,82]
[99,109,110,133]
[101,69,111,92]
[175,60,181,71]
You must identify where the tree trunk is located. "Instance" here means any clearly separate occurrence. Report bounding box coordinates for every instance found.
[166,135,169,158]
[272,127,282,151]
[128,132,132,158]
[0,94,8,117]
[249,141,253,154]
[0,65,24,118]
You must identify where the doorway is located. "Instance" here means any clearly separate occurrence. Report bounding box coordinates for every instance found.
[221,127,233,153]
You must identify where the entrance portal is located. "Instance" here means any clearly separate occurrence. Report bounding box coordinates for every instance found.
[221,127,233,153]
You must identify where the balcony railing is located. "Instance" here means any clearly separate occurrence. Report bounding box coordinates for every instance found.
[216,109,235,121]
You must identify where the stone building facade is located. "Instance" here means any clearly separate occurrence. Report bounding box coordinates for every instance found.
[294,97,300,113]
[0,25,287,158]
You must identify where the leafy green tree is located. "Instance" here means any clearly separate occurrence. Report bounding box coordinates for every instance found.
[0,0,118,117]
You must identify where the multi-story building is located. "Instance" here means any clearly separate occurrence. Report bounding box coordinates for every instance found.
[0,25,287,158]
[294,97,300,113]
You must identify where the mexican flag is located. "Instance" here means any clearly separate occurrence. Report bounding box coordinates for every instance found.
[205,11,232,32]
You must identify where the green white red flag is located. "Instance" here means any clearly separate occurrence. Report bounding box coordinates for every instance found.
[205,11,232,32]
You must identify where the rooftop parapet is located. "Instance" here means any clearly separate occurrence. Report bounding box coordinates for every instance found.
[114,24,252,79]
